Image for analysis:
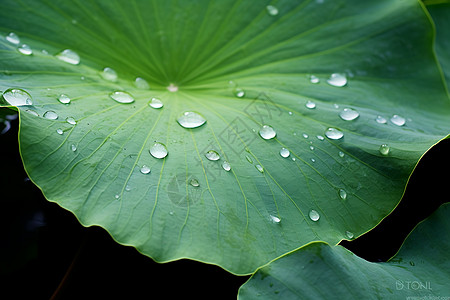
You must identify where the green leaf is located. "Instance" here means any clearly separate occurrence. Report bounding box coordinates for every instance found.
[1,0,449,274]
[238,203,450,299]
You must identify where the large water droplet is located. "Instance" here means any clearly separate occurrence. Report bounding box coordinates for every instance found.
[379,144,390,155]
[101,67,118,82]
[327,73,347,87]
[176,111,206,128]
[280,147,290,158]
[135,77,150,89]
[234,88,245,98]
[259,125,276,140]
[6,32,20,45]
[149,142,168,159]
[255,164,264,173]
[266,5,278,16]
[43,110,58,120]
[140,165,151,174]
[205,150,220,161]
[305,100,316,109]
[309,75,320,84]
[338,188,347,200]
[376,115,387,124]
[148,98,163,109]
[270,215,281,223]
[222,161,231,171]
[109,91,134,104]
[189,178,200,187]
[56,49,80,65]
[339,108,359,121]
[66,116,76,125]
[2,88,32,106]
[390,114,405,126]
[18,44,32,55]
[309,209,320,221]
[58,94,71,104]
[325,128,344,140]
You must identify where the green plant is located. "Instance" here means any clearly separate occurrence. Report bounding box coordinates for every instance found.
[1,0,449,298]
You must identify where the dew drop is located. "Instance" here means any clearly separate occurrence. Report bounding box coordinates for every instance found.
[305,100,316,109]
[266,5,278,16]
[18,44,32,55]
[309,75,320,84]
[325,127,344,140]
[167,83,178,92]
[246,155,253,164]
[311,158,316,163]
[135,77,150,89]
[189,178,200,187]
[309,209,320,222]
[2,88,32,106]
[205,150,220,161]
[338,151,345,158]
[125,185,131,191]
[43,110,58,120]
[148,98,163,109]
[149,142,168,159]
[259,125,276,140]
[56,128,63,135]
[327,73,347,87]
[280,147,290,158]
[309,145,315,151]
[270,215,281,223]
[379,144,390,156]
[316,135,324,141]
[255,164,264,173]
[109,91,134,104]
[140,165,151,174]
[115,194,120,199]
[222,161,231,171]
[58,94,71,104]
[234,88,245,98]
[177,111,206,128]
[376,115,387,124]
[169,211,174,216]
[71,144,77,152]
[101,67,118,82]
[390,114,405,126]
[56,49,80,65]
[338,188,347,200]
[302,133,309,139]
[345,231,354,239]
[339,108,359,121]
[6,32,20,45]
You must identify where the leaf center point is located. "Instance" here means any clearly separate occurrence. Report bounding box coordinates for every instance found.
[167,83,179,92]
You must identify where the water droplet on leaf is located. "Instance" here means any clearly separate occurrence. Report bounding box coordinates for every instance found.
[140,165,151,174]
[43,110,58,120]
[6,32,20,45]
[177,111,206,128]
[390,114,405,126]
[379,144,390,155]
[2,88,32,106]
[149,142,168,159]
[148,98,163,109]
[205,150,220,161]
[71,144,77,152]
[66,117,76,125]
[101,67,118,82]
[376,115,387,124]
[56,49,80,65]
[339,108,359,121]
[135,77,150,89]
[266,5,278,16]
[305,100,316,109]
[345,231,354,239]
[280,147,290,158]
[58,94,71,104]
[255,164,264,173]
[189,178,200,187]
[309,209,320,221]
[309,75,319,84]
[259,125,276,140]
[338,189,347,200]
[56,128,63,135]
[222,161,231,171]
[109,91,134,104]
[325,128,344,140]
[270,215,281,223]
[327,73,347,87]
[234,88,245,98]
[18,44,32,55]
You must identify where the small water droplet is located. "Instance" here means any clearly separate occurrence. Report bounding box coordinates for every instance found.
[376,115,387,124]
[56,128,63,135]
[149,142,168,159]
[339,108,359,121]
[56,49,80,65]
[305,100,316,109]
[309,145,315,151]
[125,185,131,191]
[309,209,320,221]
[345,231,354,239]
[134,77,149,89]
[6,32,20,45]
[288,111,292,115]
[115,194,120,199]
[177,111,206,128]
[222,161,231,171]
[140,165,151,174]
[246,155,253,164]
[302,133,309,139]
[109,91,135,104]
[266,5,278,16]
[316,135,324,141]
[280,147,290,158]
[292,157,296,161]
[309,75,320,84]
[259,125,276,140]
[333,103,340,109]
[205,150,220,161]
[311,158,316,163]
[58,94,71,104]
[18,44,32,55]
[43,110,58,120]
[234,88,245,98]
[270,215,281,223]
[338,151,345,158]
[169,211,174,216]
[189,178,200,187]
[327,73,347,87]
[66,117,76,125]
[325,128,344,140]
[255,164,264,173]
[25,109,39,117]
[148,98,163,109]
[101,67,118,81]
[2,88,32,106]
[379,144,390,155]
[390,114,405,126]
[167,83,178,92]
[71,144,77,152]
[338,188,347,200]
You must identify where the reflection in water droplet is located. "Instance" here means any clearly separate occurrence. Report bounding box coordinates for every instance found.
[255,164,264,173]
[58,94,71,104]
[234,88,245,98]
[280,148,290,158]
[140,165,151,174]
[379,144,390,155]
[101,67,118,82]
[376,115,387,124]
[222,161,231,171]
[325,128,344,140]
[135,77,150,89]
[56,128,63,135]
[148,98,163,109]
[56,49,80,65]
[43,111,58,120]
[66,117,76,125]
[71,144,77,152]
[345,231,354,239]
[259,125,276,140]
[177,111,206,128]
[327,73,347,87]
[309,209,320,221]
[309,75,319,84]
[6,32,20,45]
[305,100,316,109]
[390,114,405,126]
[205,150,220,161]
[2,88,33,106]
[266,5,278,16]
[109,91,135,104]
[18,44,32,55]
[339,108,359,121]
[338,189,347,200]
[149,142,168,159]
[270,215,281,223]
[189,178,200,187]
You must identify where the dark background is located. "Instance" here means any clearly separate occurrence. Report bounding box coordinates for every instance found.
[1,115,448,299]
